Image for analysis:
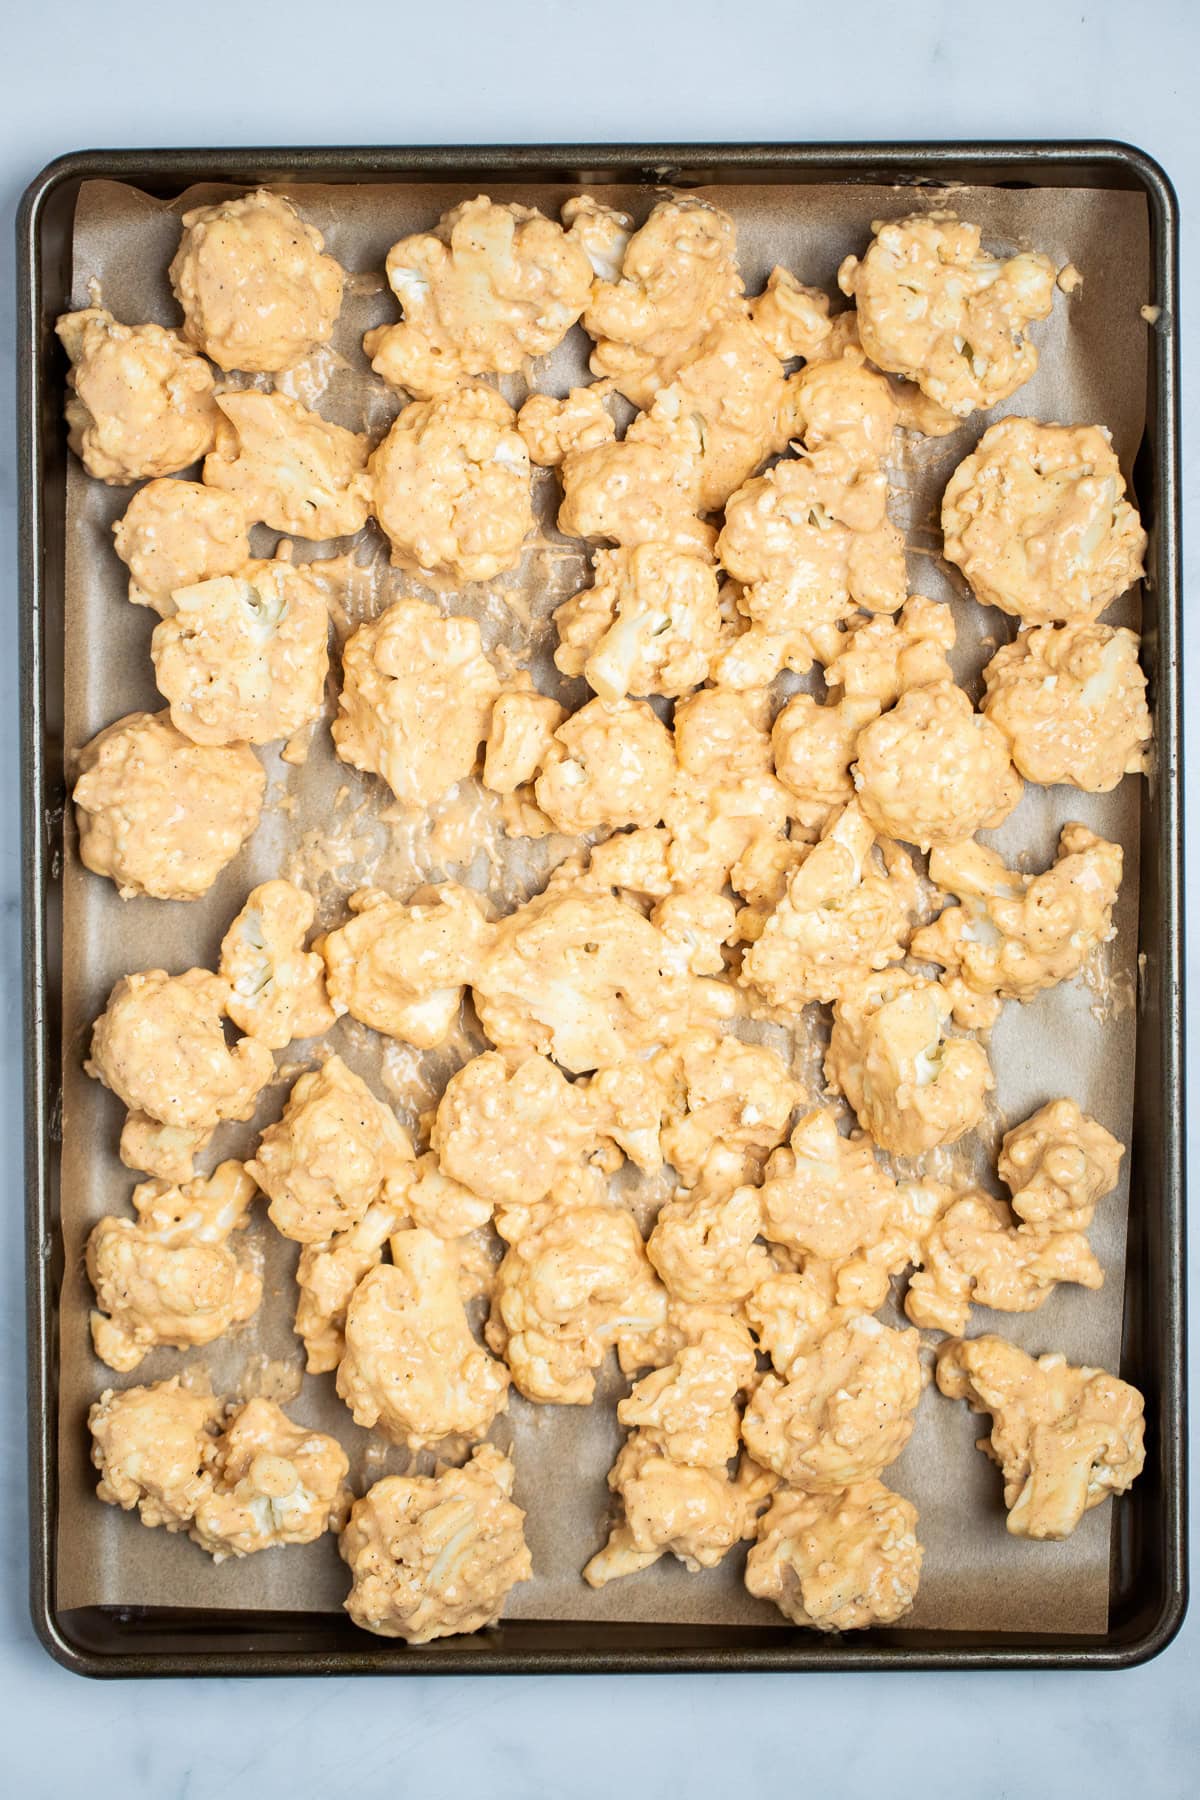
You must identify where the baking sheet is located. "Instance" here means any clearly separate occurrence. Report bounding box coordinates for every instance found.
[54,174,1149,1634]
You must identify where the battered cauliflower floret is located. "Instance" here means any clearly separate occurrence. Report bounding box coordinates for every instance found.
[771,694,880,826]
[430,1051,595,1213]
[741,802,919,1009]
[86,967,274,1133]
[557,436,714,555]
[118,1111,209,1183]
[664,687,795,892]
[487,1195,666,1404]
[404,1154,495,1239]
[553,544,722,702]
[86,1161,260,1371]
[319,883,490,1048]
[112,479,250,615]
[169,188,345,374]
[55,307,218,484]
[941,418,1147,622]
[837,213,1057,418]
[294,1199,403,1373]
[219,880,334,1049]
[247,1054,414,1243]
[852,680,1022,850]
[715,454,907,685]
[151,559,330,747]
[999,1097,1124,1232]
[617,1312,758,1467]
[581,1059,669,1174]
[746,1480,923,1630]
[742,1316,923,1491]
[534,697,677,836]
[758,1108,899,1264]
[583,1434,775,1586]
[788,342,899,476]
[364,195,594,398]
[936,1334,1146,1539]
[823,595,957,711]
[482,688,565,794]
[826,969,994,1157]
[561,194,633,283]
[187,1398,348,1560]
[647,1167,771,1305]
[369,385,534,583]
[73,710,264,901]
[516,384,615,466]
[202,390,371,539]
[904,1190,1103,1334]
[340,1445,531,1641]
[747,267,833,362]
[981,622,1152,790]
[653,1030,798,1187]
[910,826,1123,1029]
[89,1377,221,1531]
[582,197,746,407]
[333,597,501,807]
[338,1228,509,1448]
[472,886,734,1073]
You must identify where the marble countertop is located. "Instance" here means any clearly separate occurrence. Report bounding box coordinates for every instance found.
[2,2,1195,1793]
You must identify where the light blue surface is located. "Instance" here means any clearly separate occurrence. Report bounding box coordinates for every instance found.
[2,4,1196,1793]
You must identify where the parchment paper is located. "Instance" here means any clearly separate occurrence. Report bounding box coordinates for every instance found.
[54,173,1149,1635]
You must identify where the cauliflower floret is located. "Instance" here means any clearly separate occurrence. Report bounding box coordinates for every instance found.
[741,801,919,1008]
[55,307,218,484]
[911,826,1123,1029]
[905,1190,1103,1334]
[715,454,907,685]
[487,1195,666,1404]
[118,1111,209,1183]
[369,385,533,582]
[333,596,501,807]
[647,1166,771,1305]
[319,883,490,1048]
[583,1434,774,1586]
[219,880,334,1049]
[746,1479,923,1630]
[981,621,1152,789]
[517,384,615,466]
[561,194,633,283]
[430,1051,595,1213]
[73,710,264,902]
[151,559,329,747]
[187,1398,348,1559]
[748,267,833,361]
[823,595,957,710]
[936,1334,1145,1539]
[247,1054,413,1243]
[582,197,745,407]
[294,1198,404,1373]
[652,1029,797,1186]
[340,1445,531,1641]
[999,1097,1124,1232]
[580,1059,669,1174]
[338,1228,509,1448]
[472,886,734,1073]
[169,189,344,373]
[89,1377,222,1530]
[87,967,273,1134]
[826,969,994,1157]
[788,342,899,476]
[86,1161,260,1371]
[742,1316,923,1490]
[112,479,250,615]
[941,418,1146,622]
[853,680,1022,850]
[618,1312,758,1467]
[364,195,593,398]
[557,436,714,555]
[202,390,371,539]
[553,544,721,702]
[771,694,881,828]
[837,213,1057,418]
[534,697,677,836]
[758,1108,899,1263]
[651,892,739,977]
[482,688,566,795]
[664,687,795,891]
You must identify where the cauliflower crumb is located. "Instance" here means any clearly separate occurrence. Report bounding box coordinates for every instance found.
[936,1334,1145,1539]
[203,389,371,539]
[112,479,250,615]
[982,621,1151,790]
[55,307,218,484]
[340,1445,531,1641]
[73,710,264,901]
[852,679,1022,850]
[219,879,335,1049]
[746,1479,923,1630]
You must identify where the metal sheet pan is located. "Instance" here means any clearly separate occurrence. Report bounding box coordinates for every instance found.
[18,141,1186,1675]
